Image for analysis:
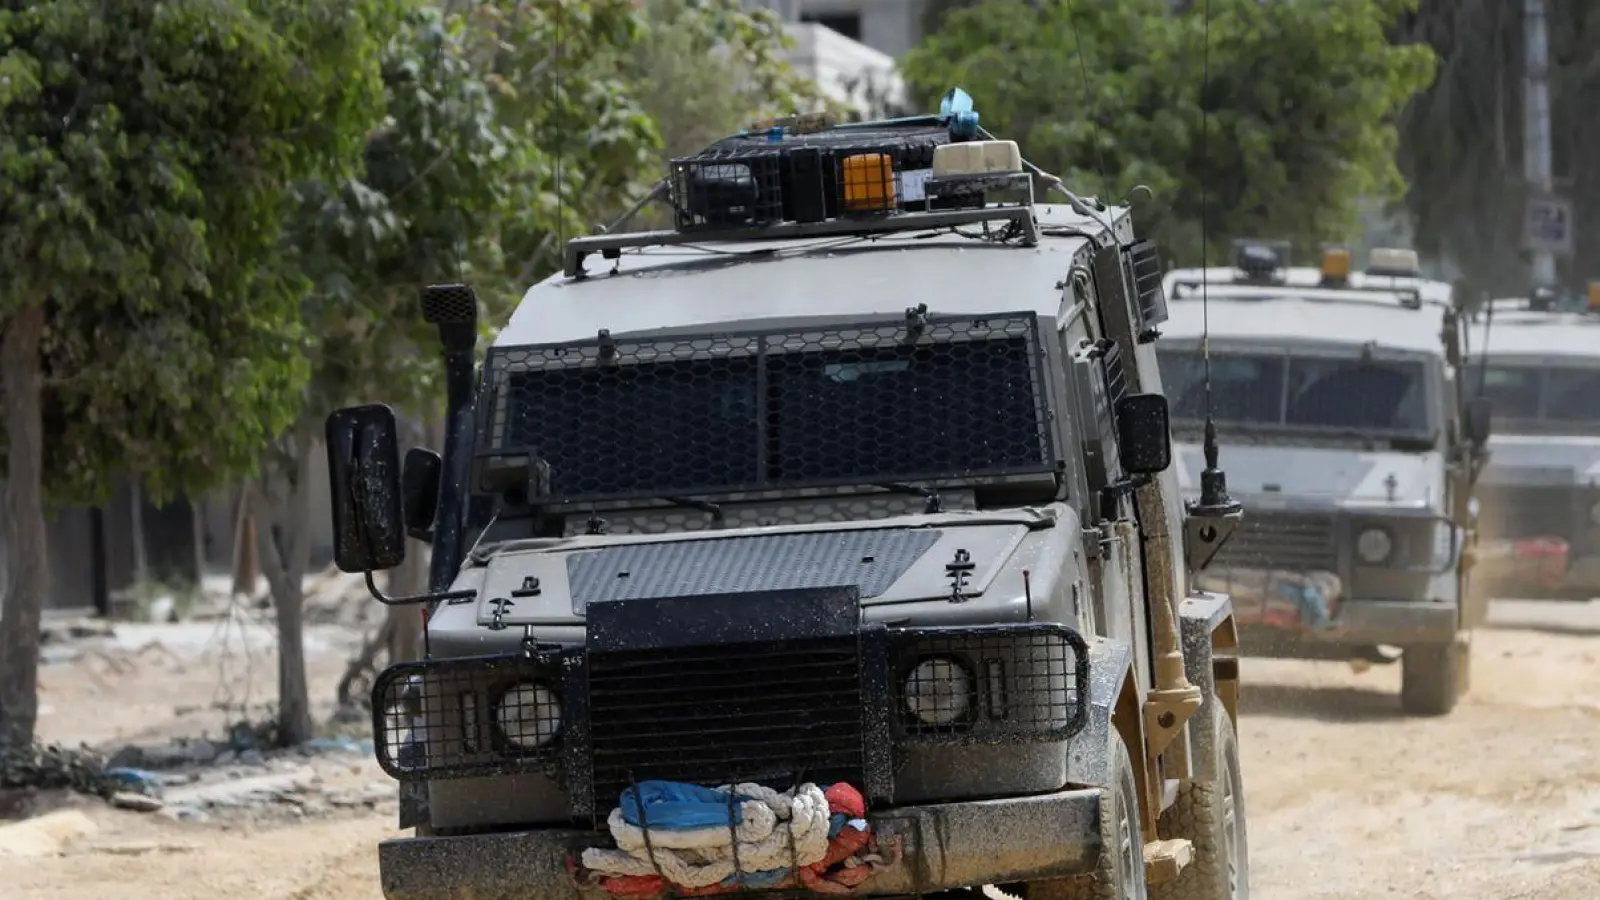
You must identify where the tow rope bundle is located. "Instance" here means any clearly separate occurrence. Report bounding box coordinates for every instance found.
[574,780,899,897]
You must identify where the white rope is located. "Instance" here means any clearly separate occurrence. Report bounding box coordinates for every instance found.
[581,783,833,889]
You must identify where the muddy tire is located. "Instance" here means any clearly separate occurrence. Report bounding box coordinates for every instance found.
[1148,706,1249,900]
[1025,734,1147,900]
[1400,640,1463,716]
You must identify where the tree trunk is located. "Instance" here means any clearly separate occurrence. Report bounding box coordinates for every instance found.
[0,303,48,751]
[385,553,425,664]
[386,412,434,665]
[230,485,259,600]
[258,425,317,747]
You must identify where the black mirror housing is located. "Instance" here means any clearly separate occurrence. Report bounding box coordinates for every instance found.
[402,448,443,542]
[1464,396,1492,446]
[326,404,407,574]
[1115,392,1173,475]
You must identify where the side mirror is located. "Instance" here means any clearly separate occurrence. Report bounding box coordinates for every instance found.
[326,404,406,574]
[1115,392,1173,475]
[1463,396,1492,446]
[402,448,443,542]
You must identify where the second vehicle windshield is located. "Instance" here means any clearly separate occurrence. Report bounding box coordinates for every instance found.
[1463,363,1600,431]
[1158,348,1432,435]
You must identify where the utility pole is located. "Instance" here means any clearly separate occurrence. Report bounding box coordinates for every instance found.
[1523,0,1560,288]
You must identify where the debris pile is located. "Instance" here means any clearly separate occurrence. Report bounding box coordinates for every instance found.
[0,739,119,812]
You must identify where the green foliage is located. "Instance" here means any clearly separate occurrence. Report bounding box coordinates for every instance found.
[285,2,530,417]
[281,0,821,418]
[901,0,1436,262]
[471,0,664,288]
[0,0,403,504]
[617,0,821,159]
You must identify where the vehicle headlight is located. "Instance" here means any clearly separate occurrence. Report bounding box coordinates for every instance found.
[903,657,973,725]
[1356,527,1394,565]
[1588,500,1600,526]
[495,682,562,748]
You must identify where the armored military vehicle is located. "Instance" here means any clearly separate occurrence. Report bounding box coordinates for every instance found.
[1159,243,1491,716]
[323,90,1251,900]
[1466,284,1600,601]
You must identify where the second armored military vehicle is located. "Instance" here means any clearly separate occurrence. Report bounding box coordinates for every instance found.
[1160,243,1491,715]
[1467,285,1600,601]
[324,89,1252,900]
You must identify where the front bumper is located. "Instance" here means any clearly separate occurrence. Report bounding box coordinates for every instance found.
[379,788,1103,900]
[1242,598,1458,656]
[1473,537,1600,599]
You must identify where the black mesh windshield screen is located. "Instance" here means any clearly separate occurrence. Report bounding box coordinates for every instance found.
[475,313,1054,502]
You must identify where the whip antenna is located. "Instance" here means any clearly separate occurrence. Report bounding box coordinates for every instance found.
[1474,292,1495,398]
[1188,0,1240,523]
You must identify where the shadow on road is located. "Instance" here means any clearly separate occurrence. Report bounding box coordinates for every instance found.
[1238,682,1405,723]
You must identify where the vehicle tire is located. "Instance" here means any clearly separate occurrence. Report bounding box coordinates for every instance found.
[1025,733,1148,900]
[1148,705,1249,900]
[1400,640,1462,716]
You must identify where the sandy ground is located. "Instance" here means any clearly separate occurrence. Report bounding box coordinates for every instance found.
[6,597,1600,899]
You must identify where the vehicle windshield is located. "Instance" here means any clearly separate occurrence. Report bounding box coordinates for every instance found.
[1158,348,1434,436]
[1464,363,1600,433]
[475,314,1055,503]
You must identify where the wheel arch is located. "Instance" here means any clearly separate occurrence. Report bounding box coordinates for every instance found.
[1178,591,1240,783]
[1068,636,1159,839]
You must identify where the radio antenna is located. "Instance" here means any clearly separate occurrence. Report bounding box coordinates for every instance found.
[554,2,567,253]
[1188,0,1241,524]
[1474,291,1494,399]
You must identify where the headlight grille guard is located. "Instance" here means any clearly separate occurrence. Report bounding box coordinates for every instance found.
[370,648,577,782]
[885,623,1090,745]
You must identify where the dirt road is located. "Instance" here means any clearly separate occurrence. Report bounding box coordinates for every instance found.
[8,598,1600,899]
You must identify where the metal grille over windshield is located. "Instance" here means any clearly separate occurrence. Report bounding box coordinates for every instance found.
[473,313,1055,503]
[1158,349,1430,434]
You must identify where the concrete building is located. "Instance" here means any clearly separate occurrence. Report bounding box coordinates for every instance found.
[745,0,923,113]
[751,0,930,60]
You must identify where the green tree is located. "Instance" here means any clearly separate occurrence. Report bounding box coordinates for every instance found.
[618,0,820,159]
[263,0,680,741]
[0,0,400,750]
[900,0,1436,262]
[263,2,533,744]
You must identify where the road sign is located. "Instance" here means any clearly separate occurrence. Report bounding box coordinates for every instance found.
[1524,195,1574,255]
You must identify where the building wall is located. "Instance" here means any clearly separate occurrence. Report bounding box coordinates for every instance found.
[746,0,929,60]
[0,477,200,615]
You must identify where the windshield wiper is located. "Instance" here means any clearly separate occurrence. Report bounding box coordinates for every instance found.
[657,495,725,524]
[873,482,944,514]
[1278,426,1438,452]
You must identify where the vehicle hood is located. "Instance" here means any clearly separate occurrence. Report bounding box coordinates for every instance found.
[449,508,1065,628]
[1481,434,1600,488]
[1173,442,1444,512]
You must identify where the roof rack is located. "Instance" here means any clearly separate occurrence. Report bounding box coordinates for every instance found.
[1168,276,1429,311]
[562,87,1086,279]
[563,202,1038,278]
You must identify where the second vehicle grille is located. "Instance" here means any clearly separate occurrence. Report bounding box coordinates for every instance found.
[1211,510,1339,572]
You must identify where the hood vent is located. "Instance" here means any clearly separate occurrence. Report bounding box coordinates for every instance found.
[566,528,943,610]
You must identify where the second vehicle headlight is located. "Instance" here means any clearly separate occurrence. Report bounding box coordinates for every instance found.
[495,682,563,748]
[903,657,973,725]
[1356,527,1394,564]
